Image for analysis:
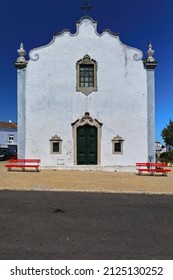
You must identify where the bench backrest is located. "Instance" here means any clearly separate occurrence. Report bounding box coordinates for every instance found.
[8,159,40,164]
[136,162,167,167]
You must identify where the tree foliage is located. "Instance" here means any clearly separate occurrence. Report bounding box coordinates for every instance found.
[159,151,173,164]
[161,119,173,147]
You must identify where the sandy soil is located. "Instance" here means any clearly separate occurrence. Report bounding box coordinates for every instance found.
[0,161,173,194]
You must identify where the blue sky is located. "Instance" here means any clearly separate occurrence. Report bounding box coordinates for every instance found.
[0,0,172,143]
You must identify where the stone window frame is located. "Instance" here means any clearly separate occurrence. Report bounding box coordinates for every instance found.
[49,135,63,154]
[112,135,124,155]
[76,54,97,96]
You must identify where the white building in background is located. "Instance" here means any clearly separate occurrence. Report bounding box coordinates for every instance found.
[15,15,157,171]
[0,121,17,150]
[155,141,166,160]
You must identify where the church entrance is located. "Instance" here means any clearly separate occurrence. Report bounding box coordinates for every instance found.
[77,125,97,165]
[71,112,102,165]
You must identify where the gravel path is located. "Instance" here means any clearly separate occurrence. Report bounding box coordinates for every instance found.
[0,162,172,194]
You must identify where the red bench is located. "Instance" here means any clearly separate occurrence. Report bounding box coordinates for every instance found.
[136,162,171,176]
[5,159,40,172]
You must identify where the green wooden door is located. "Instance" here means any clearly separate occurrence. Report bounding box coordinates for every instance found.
[77,125,97,165]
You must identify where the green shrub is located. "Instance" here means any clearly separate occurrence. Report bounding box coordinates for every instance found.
[159,151,173,164]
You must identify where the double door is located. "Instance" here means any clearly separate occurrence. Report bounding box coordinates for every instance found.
[77,125,97,165]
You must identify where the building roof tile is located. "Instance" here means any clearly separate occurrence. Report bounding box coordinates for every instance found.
[0,121,17,129]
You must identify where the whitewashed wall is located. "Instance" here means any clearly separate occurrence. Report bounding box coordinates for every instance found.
[21,18,148,171]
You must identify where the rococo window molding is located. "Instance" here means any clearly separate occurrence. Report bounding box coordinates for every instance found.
[49,135,63,154]
[76,54,97,96]
[112,135,124,154]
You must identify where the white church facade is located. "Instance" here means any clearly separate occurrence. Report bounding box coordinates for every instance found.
[15,16,157,171]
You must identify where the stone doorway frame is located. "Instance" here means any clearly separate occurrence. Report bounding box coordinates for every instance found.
[71,112,102,165]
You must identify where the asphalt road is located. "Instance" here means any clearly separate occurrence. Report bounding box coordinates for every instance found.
[0,190,173,260]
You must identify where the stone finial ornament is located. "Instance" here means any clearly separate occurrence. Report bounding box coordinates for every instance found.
[143,42,158,70]
[146,42,155,62]
[15,43,27,69]
[17,43,26,61]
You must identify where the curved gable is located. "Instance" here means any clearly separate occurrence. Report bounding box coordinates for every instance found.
[29,17,143,62]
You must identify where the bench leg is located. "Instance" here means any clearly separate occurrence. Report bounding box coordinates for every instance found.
[22,167,25,172]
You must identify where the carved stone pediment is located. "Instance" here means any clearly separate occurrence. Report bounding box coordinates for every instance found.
[72,112,102,128]
[112,135,124,142]
[80,112,93,122]
[49,135,62,142]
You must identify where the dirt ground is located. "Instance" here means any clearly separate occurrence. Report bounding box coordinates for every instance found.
[0,161,173,194]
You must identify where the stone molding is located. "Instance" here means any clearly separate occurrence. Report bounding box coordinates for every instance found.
[49,135,63,154]
[112,135,124,155]
[76,54,97,96]
[71,113,102,165]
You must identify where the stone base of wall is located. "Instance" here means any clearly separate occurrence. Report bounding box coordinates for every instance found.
[41,165,136,172]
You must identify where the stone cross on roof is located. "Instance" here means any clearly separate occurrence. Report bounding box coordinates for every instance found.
[80,0,92,16]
